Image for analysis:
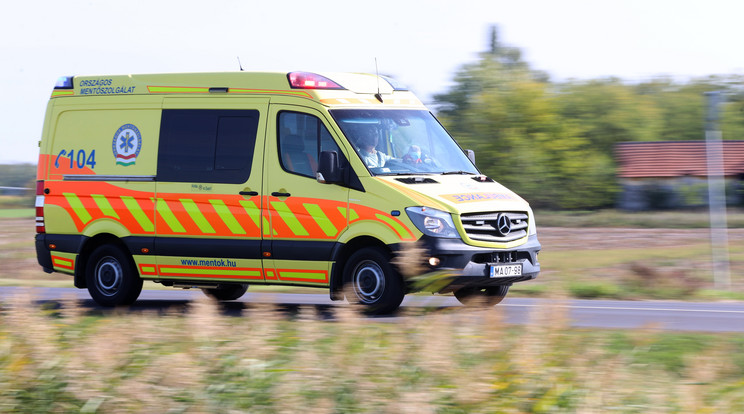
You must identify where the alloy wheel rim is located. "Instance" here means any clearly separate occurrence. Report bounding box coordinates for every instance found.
[353,260,385,304]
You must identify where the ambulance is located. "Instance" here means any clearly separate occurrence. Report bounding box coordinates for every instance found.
[35,71,541,313]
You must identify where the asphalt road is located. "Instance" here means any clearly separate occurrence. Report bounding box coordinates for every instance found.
[1,286,743,333]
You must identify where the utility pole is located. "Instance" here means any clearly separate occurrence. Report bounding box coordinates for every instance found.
[704,91,731,289]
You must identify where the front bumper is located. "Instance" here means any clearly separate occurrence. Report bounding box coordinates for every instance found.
[416,234,541,292]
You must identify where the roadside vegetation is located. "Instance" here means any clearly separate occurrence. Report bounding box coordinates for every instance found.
[2,208,744,411]
[434,27,744,211]
[2,293,744,413]
[536,208,744,229]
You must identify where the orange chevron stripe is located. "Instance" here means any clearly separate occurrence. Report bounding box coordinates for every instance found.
[43,181,415,241]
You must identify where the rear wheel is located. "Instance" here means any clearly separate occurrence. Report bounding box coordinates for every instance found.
[454,285,510,307]
[202,284,248,301]
[85,244,143,307]
[344,247,404,315]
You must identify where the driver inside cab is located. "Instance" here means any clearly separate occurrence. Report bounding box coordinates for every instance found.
[357,128,392,168]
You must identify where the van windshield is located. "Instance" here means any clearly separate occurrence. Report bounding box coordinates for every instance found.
[329,109,479,176]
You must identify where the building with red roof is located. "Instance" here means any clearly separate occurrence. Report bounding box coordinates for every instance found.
[615,141,744,210]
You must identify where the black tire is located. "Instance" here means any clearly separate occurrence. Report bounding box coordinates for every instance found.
[202,284,248,301]
[344,247,404,315]
[454,285,510,307]
[85,244,143,307]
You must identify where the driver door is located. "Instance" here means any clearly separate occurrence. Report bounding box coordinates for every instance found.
[262,104,350,285]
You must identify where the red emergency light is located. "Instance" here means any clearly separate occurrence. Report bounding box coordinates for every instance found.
[287,72,344,90]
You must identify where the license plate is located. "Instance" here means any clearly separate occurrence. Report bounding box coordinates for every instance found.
[490,263,523,278]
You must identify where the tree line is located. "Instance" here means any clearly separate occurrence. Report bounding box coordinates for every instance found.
[433,27,744,210]
[0,163,35,191]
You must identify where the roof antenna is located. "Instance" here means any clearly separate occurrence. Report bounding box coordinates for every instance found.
[374,58,383,103]
[237,56,244,72]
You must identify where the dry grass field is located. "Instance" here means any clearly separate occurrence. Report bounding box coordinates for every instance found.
[2,215,744,412]
[1,290,744,412]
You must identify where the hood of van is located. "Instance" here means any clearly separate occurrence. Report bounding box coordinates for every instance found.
[376,175,531,214]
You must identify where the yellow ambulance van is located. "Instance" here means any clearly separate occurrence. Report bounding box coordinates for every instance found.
[35,71,541,313]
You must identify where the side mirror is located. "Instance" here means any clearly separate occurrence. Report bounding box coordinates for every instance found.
[317,151,342,184]
[465,149,476,165]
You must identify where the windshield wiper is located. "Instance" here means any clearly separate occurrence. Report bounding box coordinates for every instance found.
[377,172,431,176]
[441,171,476,175]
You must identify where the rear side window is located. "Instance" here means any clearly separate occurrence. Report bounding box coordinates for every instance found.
[158,109,259,183]
[278,111,341,178]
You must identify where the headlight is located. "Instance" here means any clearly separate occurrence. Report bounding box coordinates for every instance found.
[527,208,537,236]
[405,207,460,238]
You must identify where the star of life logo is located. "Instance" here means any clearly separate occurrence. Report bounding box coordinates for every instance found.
[112,124,142,166]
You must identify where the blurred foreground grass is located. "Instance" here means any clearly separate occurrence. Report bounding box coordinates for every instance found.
[3,209,744,412]
[1,294,744,412]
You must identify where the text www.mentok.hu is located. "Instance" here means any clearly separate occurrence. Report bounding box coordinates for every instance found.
[181,259,237,268]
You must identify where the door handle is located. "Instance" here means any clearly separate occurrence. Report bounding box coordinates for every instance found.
[271,192,291,197]
[239,191,259,196]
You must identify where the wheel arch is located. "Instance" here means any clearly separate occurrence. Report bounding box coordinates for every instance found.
[329,235,394,301]
[74,233,131,289]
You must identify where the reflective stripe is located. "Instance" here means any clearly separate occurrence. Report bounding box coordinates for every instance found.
[375,213,413,240]
[180,199,215,234]
[270,201,309,236]
[239,199,262,228]
[148,86,210,94]
[337,206,359,222]
[157,265,263,280]
[229,87,313,99]
[121,196,155,232]
[63,193,92,224]
[51,255,74,270]
[349,208,360,221]
[47,181,415,242]
[263,216,275,236]
[156,199,186,233]
[277,269,328,283]
[147,85,313,99]
[51,90,74,98]
[210,200,246,235]
[303,203,338,237]
[91,194,119,219]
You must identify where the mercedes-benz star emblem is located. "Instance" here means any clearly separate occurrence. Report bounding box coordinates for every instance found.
[496,213,512,236]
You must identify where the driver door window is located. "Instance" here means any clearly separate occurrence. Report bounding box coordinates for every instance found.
[278,111,341,178]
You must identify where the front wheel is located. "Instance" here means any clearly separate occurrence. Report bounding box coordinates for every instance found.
[85,244,143,307]
[202,284,248,301]
[454,285,510,307]
[344,247,404,315]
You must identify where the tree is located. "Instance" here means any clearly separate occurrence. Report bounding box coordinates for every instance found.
[555,79,663,153]
[434,27,617,209]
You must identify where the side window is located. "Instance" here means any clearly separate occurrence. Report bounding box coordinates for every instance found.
[158,109,259,183]
[278,111,341,178]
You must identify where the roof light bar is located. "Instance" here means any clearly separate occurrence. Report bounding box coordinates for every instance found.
[54,76,74,89]
[381,75,408,91]
[287,72,344,90]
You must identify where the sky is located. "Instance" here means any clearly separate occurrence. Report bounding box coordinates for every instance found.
[2,0,744,164]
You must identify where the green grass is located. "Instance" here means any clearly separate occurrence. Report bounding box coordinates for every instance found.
[0,208,34,218]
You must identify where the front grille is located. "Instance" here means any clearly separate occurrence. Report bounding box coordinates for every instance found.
[460,211,529,243]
